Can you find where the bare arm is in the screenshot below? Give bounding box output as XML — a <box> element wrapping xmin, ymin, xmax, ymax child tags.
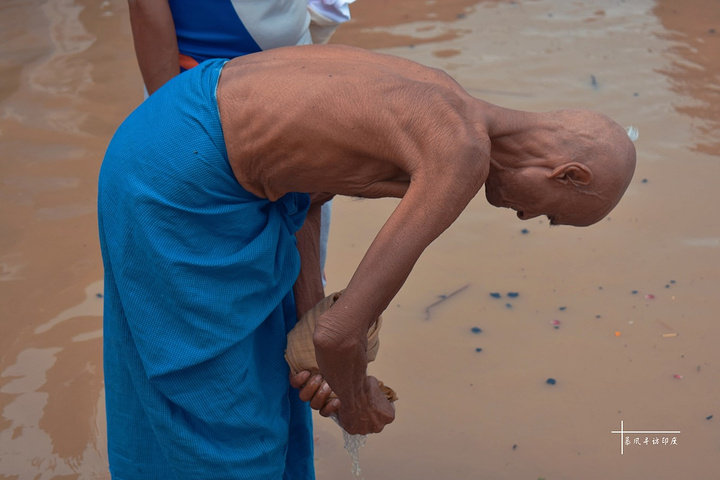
<box><xmin>290</xmin><ymin>194</ymin><xmax>344</xmax><ymax>417</ymax></box>
<box><xmin>128</xmin><ymin>0</ymin><xmax>179</xmax><ymax>95</ymax></box>
<box><xmin>293</xmin><ymin>194</ymin><xmax>331</xmax><ymax>320</ymax></box>
<box><xmin>313</xmin><ymin>143</ymin><xmax>488</xmax><ymax>434</ymax></box>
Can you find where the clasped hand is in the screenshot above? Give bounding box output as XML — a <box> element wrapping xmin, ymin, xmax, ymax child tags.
<box><xmin>290</xmin><ymin>371</ymin><xmax>395</xmax><ymax>434</ymax></box>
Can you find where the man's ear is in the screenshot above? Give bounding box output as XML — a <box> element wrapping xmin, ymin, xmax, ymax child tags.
<box><xmin>548</xmin><ymin>162</ymin><xmax>593</xmax><ymax>187</ymax></box>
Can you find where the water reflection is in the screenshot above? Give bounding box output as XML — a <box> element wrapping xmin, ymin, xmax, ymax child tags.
<box><xmin>32</xmin><ymin>0</ymin><xmax>96</xmax><ymax>96</ymax></box>
<box><xmin>331</xmin><ymin>0</ymin><xmax>482</xmax><ymax>48</ymax></box>
<box><xmin>35</xmin><ymin>280</ymin><xmax>103</xmax><ymax>334</ymax></box>
<box><xmin>654</xmin><ymin>0</ymin><xmax>720</xmax><ymax>155</ymax></box>
<box><xmin>0</xmin><ymin>347</ymin><xmax>106</xmax><ymax>479</ymax></box>
<box><xmin>0</xmin><ymin>277</ymin><xmax>107</xmax><ymax>479</ymax></box>
<box><xmin>0</xmin><ymin>0</ymin><xmax>718</xmax><ymax>479</ymax></box>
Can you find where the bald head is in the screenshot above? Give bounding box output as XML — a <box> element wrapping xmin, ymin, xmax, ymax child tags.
<box><xmin>552</xmin><ymin>109</ymin><xmax>637</xmax><ymax>224</ymax></box>
<box><xmin>483</xmin><ymin>107</ymin><xmax>637</xmax><ymax>227</ymax></box>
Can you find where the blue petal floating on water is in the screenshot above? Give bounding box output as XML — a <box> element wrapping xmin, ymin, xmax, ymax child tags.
<box><xmin>521</xmin><ymin>229</ymin><xmax>529</xmax><ymax>235</ymax></box>
<box><xmin>558</xmin><ymin>306</ymin><xmax>566</xmax><ymax>311</ymax></box>
<box><xmin>506</xmin><ymin>303</ymin><xmax>513</xmax><ymax>309</ymax></box>
<box><xmin>471</xmin><ymin>327</ymin><xmax>482</xmax><ymax>334</ymax></box>
<box><xmin>475</xmin><ymin>347</ymin><xmax>483</xmax><ymax>353</ymax></box>
<box><xmin>490</xmin><ymin>292</ymin><xmax>501</xmax><ymax>299</ymax></box>
<box><xmin>507</xmin><ymin>292</ymin><xmax>519</xmax><ymax>298</ymax></box>
<box><xmin>546</xmin><ymin>378</ymin><xmax>557</xmax><ymax>385</ymax></box>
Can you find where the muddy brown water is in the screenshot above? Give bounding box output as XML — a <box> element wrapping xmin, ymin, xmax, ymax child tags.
<box><xmin>1</xmin><ymin>1</ymin><xmax>718</xmax><ymax>479</ymax></box>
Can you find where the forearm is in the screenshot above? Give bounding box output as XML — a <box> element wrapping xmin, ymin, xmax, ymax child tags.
<box><xmin>293</xmin><ymin>199</ymin><xmax>326</xmax><ymax>320</ymax></box>
<box><xmin>312</xmin><ymin>223</ymin><xmax>420</xmax><ymax>407</ymax></box>
<box><xmin>313</xmin><ymin>166</ymin><xmax>484</xmax><ymax>409</ymax></box>
<box><xmin>128</xmin><ymin>0</ymin><xmax>179</xmax><ymax>94</ymax></box>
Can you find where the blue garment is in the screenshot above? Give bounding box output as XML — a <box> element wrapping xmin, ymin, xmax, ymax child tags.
<box><xmin>169</xmin><ymin>0</ymin><xmax>312</xmax><ymax>63</ymax></box>
<box><xmin>98</xmin><ymin>59</ymin><xmax>314</xmax><ymax>479</ymax></box>
<box><xmin>166</xmin><ymin>0</ymin><xmax>333</xmax><ymax>283</ymax></box>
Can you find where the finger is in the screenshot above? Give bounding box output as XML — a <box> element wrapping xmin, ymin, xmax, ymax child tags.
<box><xmin>289</xmin><ymin>370</ymin><xmax>311</xmax><ymax>389</ymax></box>
<box><xmin>319</xmin><ymin>398</ymin><xmax>340</xmax><ymax>418</ymax></box>
<box><xmin>298</xmin><ymin>374</ymin><xmax>323</xmax><ymax>402</ymax></box>
<box><xmin>309</xmin><ymin>381</ymin><xmax>333</xmax><ymax>411</ymax></box>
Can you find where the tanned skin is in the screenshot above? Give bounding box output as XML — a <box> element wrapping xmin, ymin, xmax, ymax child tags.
<box><xmin>127</xmin><ymin>0</ymin><xmax>180</xmax><ymax>95</ymax></box>
<box><xmin>216</xmin><ymin>44</ymin><xmax>636</xmax><ymax>435</ymax></box>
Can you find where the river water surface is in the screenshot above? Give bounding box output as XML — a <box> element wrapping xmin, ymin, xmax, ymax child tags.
<box><xmin>1</xmin><ymin>1</ymin><xmax>718</xmax><ymax>479</ymax></box>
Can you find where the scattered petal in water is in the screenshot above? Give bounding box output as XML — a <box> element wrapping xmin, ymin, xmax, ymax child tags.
<box><xmin>471</xmin><ymin>327</ymin><xmax>482</xmax><ymax>334</ymax></box>
<box><xmin>673</xmin><ymin>374</ymin><xmax>683</xmax><ymax>379</ymax></box>
<box><xmin>546</xmin><ymin>378</ymin><xmax>557</xmax><ymax>385</ymax></box>
<box><xmin>490</xmin><ymin>292</ymin><xmax>501</xmax><ymax>299</ymax></box>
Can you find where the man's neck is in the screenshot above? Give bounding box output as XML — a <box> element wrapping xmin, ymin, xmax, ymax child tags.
<box><xmin>480</xmin><ymin>105</ymin><xmax>560</xmax><ymax>170</ymax></box>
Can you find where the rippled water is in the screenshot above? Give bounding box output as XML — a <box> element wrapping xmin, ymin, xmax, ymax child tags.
<box><xmin>1</xmin><ymin>1</ymin><xmax>718</xmax><ymax>479</ymax></box>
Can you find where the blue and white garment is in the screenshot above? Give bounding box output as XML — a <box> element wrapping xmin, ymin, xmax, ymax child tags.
<box><xmin>169</xmin><ymin>0</ymin><xmax>355</xmax><ymax>66</ymax></box>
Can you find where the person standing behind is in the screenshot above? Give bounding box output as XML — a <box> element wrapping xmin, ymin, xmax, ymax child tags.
<box><xmin>128</xmin><ymin>0</ymin><xmax>355</xmax><ymax>95</ymax></box>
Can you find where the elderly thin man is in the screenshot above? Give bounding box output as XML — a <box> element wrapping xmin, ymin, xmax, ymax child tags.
<box><xmin>97</xmin><ymin>44</ymin><xmax>636</xmax><ymax>479</ymax></box>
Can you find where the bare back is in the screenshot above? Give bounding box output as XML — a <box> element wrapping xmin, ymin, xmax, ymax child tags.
<box><xmin>216</xmin><ymin>45</ymin><xmax>497</xmax><ymax>429</ymax></box>
<box><xmin>216</xmin><ymin>44</ymin><xmax>490</xmax><ymax>201</ymax></box>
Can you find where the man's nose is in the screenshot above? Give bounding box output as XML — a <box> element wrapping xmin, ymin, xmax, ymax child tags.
<box><xmin>517</xmin><ymin>211</ymin><xmax>541</xmax><ymax>220</ymax></box>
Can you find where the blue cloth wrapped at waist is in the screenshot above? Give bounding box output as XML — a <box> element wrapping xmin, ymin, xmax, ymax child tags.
<box><xmin>98</xmin><ymin>59</ymin><xmax>313</xmax><ymax>479</ymax></box>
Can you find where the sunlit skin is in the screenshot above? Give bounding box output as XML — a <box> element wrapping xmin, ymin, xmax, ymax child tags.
<box><xmin>216</xmin><ymin>44</ymin><xmax>636</xmax><ymax>435</ymax></box>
